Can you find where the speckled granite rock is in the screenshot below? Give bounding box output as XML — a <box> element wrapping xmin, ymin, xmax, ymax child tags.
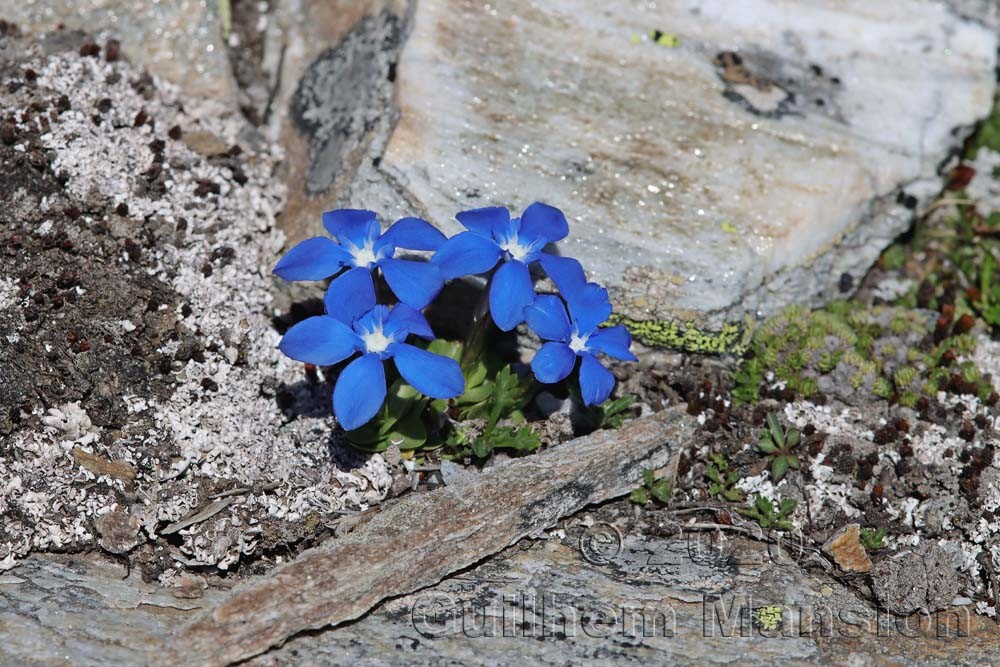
<box><xmin>279</xmin><ymin>0</ymin><xmax>997</xmax><ymax>330</ymax></box>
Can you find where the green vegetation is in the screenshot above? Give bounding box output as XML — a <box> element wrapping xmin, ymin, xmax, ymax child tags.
<box><xmin>732</xmin><ymin>301</ymin><xmax>992</xmax><ymax>407</ymax></box>
<box><xmin>739</xmin><ymin>495</ymin><xmax>797</xmax><ymax>531</ymax></box>
<box><xmin>630</xmin><ymin>468</ymin><xmax>673</xmax><ymax>506</ymax></box>
<box><xmin>757</xmin><ymin>414</ymin><xmax>801</xmax><ymax>482</ymax></box>
<box><xmin>859</xmin><ymin>527</ymin><xmax>887</xmax><ymax>552</ymax></box>
<box><xmin>705</xmin><ymin>454</ymin><xmax>744</xmax><ymax>502</ymax></box>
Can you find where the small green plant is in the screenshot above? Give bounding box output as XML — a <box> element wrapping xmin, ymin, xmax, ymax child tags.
<box><xmin>705</xmin><ymin>454</ymin><xmax>744</xmax><ymax>502</ymax></box>
<box><xmin>976</xmin><ymin>253</ymin><xmax>1000</xmax><ymax>326</ymax></box>
<box><xmin>630</xmin><ymin>468</ymin><xmax>672</xmax><ymax>506</ymax></box>
<box><xmin>345</xmin><ymin>379</ymin><xmax>430</xmax><ymax>452</ymax></box>
<box><xmin>738</xmin><ymin>495</ymin><xmax>797</xmax><ymax>531</ymax></box>
<box><xmin>757</xmin><ymin>413</ymin><xmax>800</xmax><ymax>482</ymax></box>
<box><xmin>859</xmin><ymin>527</ymin><xmax>887</xmax><ymax>552</ymax></box>
<box><xmin>438</xmin><ymin>341</ymin><xmax>540</xmax><ymax>459</ymax></box>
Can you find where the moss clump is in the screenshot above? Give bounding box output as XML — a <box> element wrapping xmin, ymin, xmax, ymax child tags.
<box><xmin>732</xmin><ymin>301</ymin><xmax>994</xmax><ymax>405</ymax></box>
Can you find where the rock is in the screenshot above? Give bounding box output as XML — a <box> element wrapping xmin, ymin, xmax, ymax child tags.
<box><xmin>871</xmin><ymin>542</ymin><xmax>962</xmax><ymax>615</ymax></box>
<box><xmin>159</xmin><ymin>408</ymin><xmax>695</xmax><ymax>667</ymax></box>
<box><xmin>822</xmin><ymin>523</ymin><xmax>872</xmax><ymax>574</ymax></box>
<box><xmin>0</xmin><ymin>31</ymin><xmax>390</xmax><ymax>575</ymax></box>
<box><xmin>279</xmin><ymin>0</ymin><xmax>997</xmax><ymax>333</ymax></box>
<box><xmin>3</xmin><ymin>1</ymin><xmax>238</xmax><ymax>107</ymax></box>
<box><xmin>94</xmin><ymin>511</ymin><xmax>142</xmax><ymax>555</ymax></box>
<box><xmin>167</xmin><ymin>572</ymin><xmax>209</xmax><ymax>600</ymax></box>
<box><xmin>6</xmin><ymin>536</ymin><xmax>996</xmax><ymax>666</ymax></box>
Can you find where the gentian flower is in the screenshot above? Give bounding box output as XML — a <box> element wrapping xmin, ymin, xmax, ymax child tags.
<box><xmin>524</xmin><ymin>255</ymin><xmax>637</xmax><ymax>406</ymax></box>
<box><xmin>432</xmin><ymin>202</ymin><xmax>569</xmax><ymax>331</ymax></box>
<box><xmin>273</xmin><ymin>209</ymin><xmax>447</xmax><ymax>309</ymax></box>
<box><xmin>278</xmin><ymin>268</ymin><xmax>465</xmax><ymax>429</ymax></box>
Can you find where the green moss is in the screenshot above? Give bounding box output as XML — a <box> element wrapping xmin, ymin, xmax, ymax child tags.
<box><xmin>731</xmin><ymin>302</ymin><xmax>995</xmax><ymax>405</ymax></box>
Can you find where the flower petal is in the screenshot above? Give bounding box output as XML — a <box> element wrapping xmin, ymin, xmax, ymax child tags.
<box><xmin>455</xmin><ymin>206</ymin><xmax>511</xmax><ymax>239</ymax></box>
<box><xmin>279</xmin><ymin>315</ymin><xmax>360</xmax><ymax>365</ymax></box>
<box><xmin>489</xmin><ymin>259</ymin><xmax>534</xmax><ymax>331</ymax></box>
<box><xmin>378</xmin><ymin>217</ymin><xmax>447</xmax><ymax>252</ymax></box>
<box><xmin>589</xmin><ymin>325</ymin><xmax>638</xmax><ymax>361</ymax></box>
<box><xmin>384</xmin><ymin>303</ymin><xmax>434</xmax><ymax>340</ymax></box>
<box><xmin>530</xmin><ymin>341</ymin><xmax>576</xmax><ymax>384</ymax></box>
<box><xmin>380</xmin><ymin>258</ymin><xmax>443</xmax><ymax>309</ymax></box>
<box><xmin>538</xmin><ymin>253</ymin><xmax>587</xmax><ymax>295</ymax></box>
<box><xmin>569</xmin><ymin>283</ymin><xmax>613</xmax><ymax>333</ymax></box>
<box><xmin>322</xmin><ymin>209</ymin><xmax>379</xmax><ymax>248</ymax></box>
<box><xmin>333</xmin><ymin>353</ymin><xmax>387</xmax><ymax>430</ymax></box>
<box><xmin>579</xmin><ymin>353</ymin><xmax>615</xmax><ymax>406</ymax></box>
<box><xmin>431</xmin><ymin>231</ymin><xmax>501</xmax><ymax>279</ymax></box>
<box><xmin>273</xmin><ymin>237</ymin><xmax>350</xmax><ymax>281</ymax></box>
<box><xmin>524</xmin><ymin>294</ymin><xmax>571</xmax><ymax>342</ymax></box>
<box><xmin>389</xmin><ymin>343</ymin><xmax>465</xmax><ymax>399</ymax></box>
<box><xmin>324</xmin><ymin>267</ymin><xmax>376</xmax><ymax>326</ymax></box>
<box><xmin>519</xmin><ymin>202</ymin><xmax>569</xmax><ymax>244</ymax></box>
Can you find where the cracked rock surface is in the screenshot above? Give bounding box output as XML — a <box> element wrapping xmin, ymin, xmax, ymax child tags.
<box><xmin>298</xmin><ymin>0</ymin><xmax>998</xmax><ymax>327</ymax></box>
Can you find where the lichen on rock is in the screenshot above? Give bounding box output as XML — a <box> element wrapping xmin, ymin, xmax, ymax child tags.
<box><xmin>0</xmin><ymin>31</ymin><xmax>391</xmax><ymax>575</ymax></box>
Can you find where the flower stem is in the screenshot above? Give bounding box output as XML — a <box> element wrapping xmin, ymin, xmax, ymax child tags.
<box><xmin>460</xmin><ymin>272</ymin><xmax>494</xmax><ymax>371</ymax></box>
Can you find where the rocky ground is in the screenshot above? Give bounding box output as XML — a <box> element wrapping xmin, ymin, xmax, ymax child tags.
<box><xmin>3</xmin><ymin>1</ymin><xmax>1000</xmax><ymax>665</ymax></box>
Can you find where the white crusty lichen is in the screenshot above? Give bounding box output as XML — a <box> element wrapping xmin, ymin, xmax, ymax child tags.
<box><xmin>1</xmin><ymin>47</ymin><xmax>392</xmax><ymax>572</ymax></box>
<box><xmin>781</xmin><ymin>396</ymin><xmax>1000</xmax><ymax>615</ymax></box>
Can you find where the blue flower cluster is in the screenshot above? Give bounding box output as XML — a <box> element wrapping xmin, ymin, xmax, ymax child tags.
<box><xmin>274</xmin><ymin>203</ymin><xmax>634</xmax><ymax>429</ymax></box>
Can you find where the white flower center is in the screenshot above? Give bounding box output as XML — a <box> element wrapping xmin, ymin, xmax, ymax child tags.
<box><xmin>569</xmin><ymin>333</ymin><xmax>590</xmax><ymax>354</ymax></box>
<box><xmin>350</xmin><ymin>241</ymin><xmax>379</xmax><ymax>268</ymax></box>
<box><xmin>361</xmin><ymin>327</ymin><xmax>393</xmax><ymax>354</ymax></box>
<box><xmin>498</xmin><ymin>235</ymin><xmax>532</xmax><ymax>261</ymax></box>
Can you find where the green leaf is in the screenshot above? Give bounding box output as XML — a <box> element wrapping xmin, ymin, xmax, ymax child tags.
<box><xmin>642</xmin><ymin>468</ymin><xmax>655</xmax><ymax>488</ymax></box>
<box><xmin>470</xmin><ymin>435</ymin><xmax>493</xmax><ymax>459</ymax></box>
<box><xmin>787</xmin><ymin>455</ymin><xmax>800</xmax><ymax>469</ymax></box>
<box><xmin>345</xmin><ymin>421</ymin><xmax>387</xmax><ymax>448</ymax></box>
<box><xmin>766</xmin><ymin>413</ymin><xmax>784</xmax><ymax>447</ymax></box>
<box><xmin>705</xmin><ymin>466</ymin><xmax>721</xmax><ymax>483</ymax></box>
<box><xmin>651</xmin><ymin>481</ymin><xmax>672</xmax><ymax>504</ymax></box>
<box><xmin>458</xmin><ymin>381</ymin><xmax>493</xmax><ymax>406</ymax></box>
<box><xmin>723</xmin><ymin>487</ymin><xmax>744</xmax><ymax>502</ymax></box>
<box><xmin>387</xmin><ymin>408</ymin><xmax>428</xmax><ymax>451</ymax></box>
<box><xmin>465</xmin><ymin>360</ymin><xmax>489</xmax><ymax>388</ymax></box>
<box><xmin>630</xmin><ymin>487</ymin><xmax>649</xmax><ymax>505</ymax></box>
<box><xmin>778</xmin><ymin>497</ymin><xmax>798</xmax><ymax>517</ymax></box>
<box><xmin>758</xmin><ymin>438</ymin><xmax>778</xmax><ymax>454</ymax></box>
<box><xmin>784</xmin><ymin>429</ymin><xmax>800</xmax><ymax>448</ymax></box>
<box><xmin>755</xmin><ymin>496</ymin><xmax>775</xmax><ymax>516</ymax></box>
<box><xmin>426</xmin><ymin>338</ymin><xmax>461</xmax><ymax>360</ymax></box>
<box><xmin>771</xmin><ymin>456</ymin><xmax>789</xmax><ymax>482</ymax></box>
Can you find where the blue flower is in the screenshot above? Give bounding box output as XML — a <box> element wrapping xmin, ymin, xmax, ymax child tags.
<box><xmin>278</xmin><ymin>268</ymin><xmax>465</xmax><ymax>429</ymax></box>
<box><xmin>523</xmin><ymin>256</ymin><xmax>636</xmax><ymax>406</ymax></box>
<box><xmin>432</xmin><ymin>202</ymin><xmax>569</xmax><ymax>331</ymax></box>
<box><xmin>273</xmin><ymin>209</ymin><xmax>448</xmax><ymax>309</ymax></box>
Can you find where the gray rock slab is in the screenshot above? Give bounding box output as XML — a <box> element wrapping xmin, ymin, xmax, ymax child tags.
<box><xmin>352</xmin><ymin>0</ymin><xmax>996</xmax><ymax>327</ymax></box>
<box><xmin>6</xmin><ymin>537</ymin><xmax>998</xmax><ymax>666</ymax></box>
<box><xmin>4</xmin><ymin>0</ymin><xmax>238</xmax><ymax>106</ymax></box>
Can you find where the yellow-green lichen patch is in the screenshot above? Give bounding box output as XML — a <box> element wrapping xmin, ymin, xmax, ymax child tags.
<box><xmin>731</xmin><ymin>302</ymin><xmax>995</xmax><ymax>405</ymax></box>
<box><xmin>754</xmin><ymin>605</ymin><xmax>783</xmax><ymax>632</ymax></box>
<box><xmin>609</xmin><ymin>314</ymin><xmax>750</xmax><ymax>355</ymax></box>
